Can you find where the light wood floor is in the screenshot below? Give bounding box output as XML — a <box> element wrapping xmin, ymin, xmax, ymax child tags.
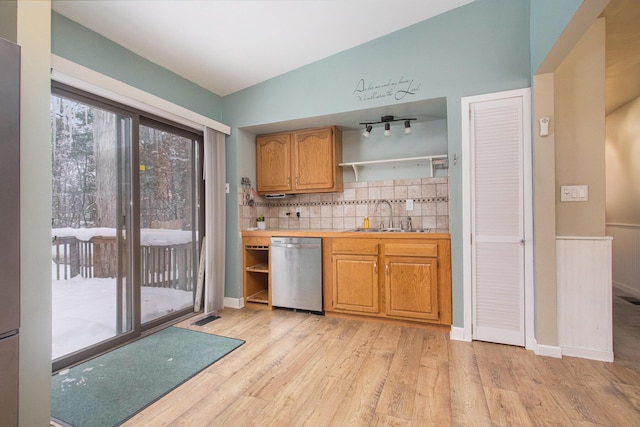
<box><xmin>613</xmin><ymin>287</ymin><xmax>640</xmax><ymax>373</ymax></box>
<box><xmin>118</xmin><ymin>307</ymin><xmax>640</xmax><ymax>426</ymax></box>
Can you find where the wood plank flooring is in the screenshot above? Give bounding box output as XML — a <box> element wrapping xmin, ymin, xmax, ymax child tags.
<box><xmin>117</xmin><ymin>308</ymin><xmax>640</xmax><ymax>426</ymax></box>
<box><xmin>614</xmin><ymin>287</ymin><xmax>640</xmax><ymax>373</ymax></box>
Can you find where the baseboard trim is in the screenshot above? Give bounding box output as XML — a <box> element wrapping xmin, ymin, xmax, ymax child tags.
<box><xmin>561</xmin><ymin>345</ymin><xmax>614</xmax><ymax>362</ymax></box>
<box><xmin>224</xmin><ymin>297</ymin><xmax>244</xmax><ymax>309</ymax></box>
<box><xmin>535</xmin><ymin>343</ymin><xmax>562</xmax><ymax>359</ymax></box>
<box><xmin>449</xmin><ymin>326</ymin><xmax>470</xmax><ymax>342</ymax></box>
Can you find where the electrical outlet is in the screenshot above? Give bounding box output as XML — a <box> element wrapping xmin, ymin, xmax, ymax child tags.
<box><xmin>406</xmin><ymin>199</ymin><xmax>414</xmax><ymax>211</ymax></box>
<box><xmin>225</xmin><ymin>183</ymin><xmax>229</xmax><ymax>194</ymax></box>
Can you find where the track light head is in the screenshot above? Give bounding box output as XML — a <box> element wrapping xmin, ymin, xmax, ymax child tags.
<box><xmin>362</xmin><ymin>124</ymin><xmax>372</xmax><ymax>138</ymax></box>
<box><xmin>384</xmin><ymin>122</ymin><xmax>391</xmax><ymax>137</ymax></box>
<box><xmin>404</xmin><ymin>120</ymin><xmax>412</xmax><ymax>134</ymax></box>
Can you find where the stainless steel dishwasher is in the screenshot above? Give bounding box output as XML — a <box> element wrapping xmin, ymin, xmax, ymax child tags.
<box><xmin>271</xmin><ymin>237</ymin><xmax>323</xmax><ymax>313</ymax></box>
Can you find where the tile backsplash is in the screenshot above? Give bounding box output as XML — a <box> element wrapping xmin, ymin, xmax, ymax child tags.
<box><xmin>239</xmin><ymin>177</ymin><xmax>449</xmax><ymax>231</ymax></box>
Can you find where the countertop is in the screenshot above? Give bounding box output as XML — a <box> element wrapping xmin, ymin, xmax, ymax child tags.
<box><xmin>241</xmin><ymin>229</ymin><xmax>451</xmax><ymax>239</ymax></box>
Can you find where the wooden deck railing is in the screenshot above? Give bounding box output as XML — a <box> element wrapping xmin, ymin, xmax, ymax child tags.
<box><xmin>140</xmin><ymin>242</ymin><xmax>196</xmax><ymax>290</ymax></box>
<box><xmin>52</xmin><ymin>236</ymin><xmax>195</xmax><ymax>290</ymax></box>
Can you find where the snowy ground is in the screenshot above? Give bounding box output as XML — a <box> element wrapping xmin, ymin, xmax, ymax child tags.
<box><xmin>51</xmin><ymin>227</ymin><xmax>196</xmax><ymax>360</ymax></box>
<box><xmin>52</xmin><ymin>262</ymin><xmax>193</xmax><ymax>360</ymax></box>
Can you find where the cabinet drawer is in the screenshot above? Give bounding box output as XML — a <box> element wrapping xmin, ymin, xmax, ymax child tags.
<box><xmin>332</xmin><ymin>239</ymin><xmax>379</xmax><ymax>255</ymax></box>
<box><xmin>385</xmin><ymin>243</ymin><xmax>438</xmax><ymax>257</ymax></box>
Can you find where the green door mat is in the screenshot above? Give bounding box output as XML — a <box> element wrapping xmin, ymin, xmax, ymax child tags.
<box><xmin>51</xmin><ymin>326</ymin><xmax>244</xmax><ymax>427</ymax></box>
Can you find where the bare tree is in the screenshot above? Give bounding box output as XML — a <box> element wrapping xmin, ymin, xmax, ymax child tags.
<box><xmin>94</xmin><ymin>110</ymin><xmax>117</xmax><ymax>228</ymax></box>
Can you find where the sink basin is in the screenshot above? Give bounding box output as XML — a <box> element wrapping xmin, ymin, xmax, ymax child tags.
<box><xmin>347</xmin><ymin>228</ymin><xmax>430</xmax><ymax>233</ymax></box>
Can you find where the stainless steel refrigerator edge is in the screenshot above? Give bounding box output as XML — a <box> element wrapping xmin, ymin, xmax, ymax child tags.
<box><xmin>0</xmin><ymin>36</ymin><xmax>21</xmax><ymax>425</ymax></box>
<box><xmin>271</xmin><ymin>237</ymin><xmax>323</xmax><ymax>312</ymax></box>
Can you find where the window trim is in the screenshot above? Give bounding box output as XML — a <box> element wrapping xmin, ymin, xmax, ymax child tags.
<box><xmin>51</xmin><ymin>55</ymin><xmax>230</xmax><ymax>135</ymax></box>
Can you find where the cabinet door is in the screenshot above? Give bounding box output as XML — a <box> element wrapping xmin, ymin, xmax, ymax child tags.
<box><xmin>385</xmin><ymin>256</ymin><xmax>439</xmax><ymax>321</ymax></box>
<box><xmin>332</xmin><ymin>254</ymin><xmax>379</xmax><ymax>314</ymax></box>
<box><xmin>293</xmin><ymin>127</ymin><xmax>335</xmax><ymax>191</ymax></box>
<box><xmin>256</xmin><ymin>133</ymin><xmax>292</xmax><ymax>193</ymax></box>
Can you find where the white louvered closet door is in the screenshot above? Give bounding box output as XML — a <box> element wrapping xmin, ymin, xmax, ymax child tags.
<box><xmin>471</xmin><ymin>96</ymin><xmax>525</xmax><ymax>347</ymax></box>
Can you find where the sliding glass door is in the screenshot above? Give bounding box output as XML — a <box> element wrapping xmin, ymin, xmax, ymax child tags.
<box><xmin>51</xmin><ymin>86</ymin><xmax>203</xmax><ymax>369</ymax></box>
<box><xmin>51</xmin><ymin>94</ymin><xmax>133</xmax><ymax>361</ymax></box>
<box><xmin>139</xmin><ymin>120</ymin><xmax>200</xmax><ymax>326</ymax></box>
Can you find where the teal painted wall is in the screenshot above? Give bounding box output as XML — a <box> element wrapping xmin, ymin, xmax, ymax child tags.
<box><xmin>222</xmin><ymin>0</ymin><xmax>531</xmax><ymax>325</ymax></box>
<box><xmin>341</xmin><ymin>120</ymin><xmax>449</xmax><ymax>183</ymax></box>
<box><xmin>51</xmin><ymin>12</ymin><xmax>223</xmax><ymax>120</ymax></box>
<box><xmin>530</xmin><ymin>0</ymin><xmax>583</xmax><ymax>74</ymax></box>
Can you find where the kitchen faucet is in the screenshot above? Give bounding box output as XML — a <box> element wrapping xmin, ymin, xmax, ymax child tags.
<box><xmin>374</xmin><ymin>199</ymin><xmax>394</xmax><ymax>229</ymax></box>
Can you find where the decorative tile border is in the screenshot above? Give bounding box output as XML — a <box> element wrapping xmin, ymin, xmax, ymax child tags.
<box><xmin>253</xmin><ymin>197</ymin><xmax>448</xmax><ymax>208</ymax></box>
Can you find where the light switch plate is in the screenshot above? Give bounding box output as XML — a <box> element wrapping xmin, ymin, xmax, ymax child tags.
<box><xmin>560</xmin><ymin>185</ymin><xmax>588</xmax><ymax>202</ymax></box>
<box><xmin>225</xmin><ymin>183</ymin><xmax>230</xmax><ymax>194</ymax></box>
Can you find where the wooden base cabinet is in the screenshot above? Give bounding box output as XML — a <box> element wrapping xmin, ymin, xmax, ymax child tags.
<box><xmin>325</xmin><ymin>239</ymin><xmax>380</xmax><ymax>314</ymax></box>
<box><xmin>385</xmin><ymin>257</ymin><xmax>438</xmax><ymax>320</ymax></box>
<box><xmin>327</xmin><ymin>237</ymin><xmax>451</xmax><ymax>326</ymax></box>
<box><xmin>243</xmin><ymin>237</ymin><xmax>271</xmax><ymax>309</ymax></box>
<box><xmin>333</xmin><ymin>255</ymin><xmax>379</xmax><ymax>314</ymax></box>
<box><xmin>330</xmin><ymin>240</ymin><xmax>380</xmax><ymax>314</ymax></box>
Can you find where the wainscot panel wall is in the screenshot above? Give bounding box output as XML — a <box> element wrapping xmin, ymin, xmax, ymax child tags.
<box><xmin>557</xmin><ymin>236</ymin><xmax>613</xmax><ymax>362</ymax></box>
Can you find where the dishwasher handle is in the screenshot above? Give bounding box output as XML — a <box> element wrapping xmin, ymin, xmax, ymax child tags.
<box><xmin>272</xmin><ymin>243</ymin><xmax>320</xmax><ymax>250</ymax></box>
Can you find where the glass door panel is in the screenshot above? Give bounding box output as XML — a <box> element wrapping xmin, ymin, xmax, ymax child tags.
<box><xmin>139</xmin><ymin>123</ymin><xmax>198</xmax><ymax>324</ymax></box>
<box><xmin>51</xmin><ymin>95</ymin><xmax>132</xmax><ymax>360</ymax></box>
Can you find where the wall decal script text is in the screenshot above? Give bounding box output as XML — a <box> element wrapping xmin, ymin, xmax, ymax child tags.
<box><xmin>352</xmin><ymin>77</ymin><xmax>421</xmax><ymax>102</ymax></box>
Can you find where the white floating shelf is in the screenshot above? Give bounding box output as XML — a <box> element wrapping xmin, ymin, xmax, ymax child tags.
<box><xmin>339</xmin><ymin>155</ymin><xmax>448</xmax><ymax>181</ymax></box>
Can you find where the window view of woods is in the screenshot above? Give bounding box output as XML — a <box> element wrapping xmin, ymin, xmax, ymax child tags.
<box><xmin>51</xmin><ymin>96</ymin><xmax>101</xmax><ymax>229</ymax></box>
<box><xmin>50</xmin><ymin>98</ymin><xmax>197</xmax><ymax>230</ymax></box>
<box><xmin>50</xmin><ymin>93</ymin><xmax>201</xmax><ymax>362</ymax></box>
<box><xmin>139</xmin><ymin>124</ymin><xmax>194</xmax><ymax>230</ymax></box>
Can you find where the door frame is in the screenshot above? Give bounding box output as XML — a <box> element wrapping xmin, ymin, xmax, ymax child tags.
<box><xmin>461</xmin><ymin>88</ymin><xmax>535</xmax><ymax>350</ymax></box>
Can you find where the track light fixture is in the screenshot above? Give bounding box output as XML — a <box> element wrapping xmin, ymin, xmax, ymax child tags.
<box><xmin>404</xmin><ymin>120</ymin><xmax>412</xmax><ymax>134</ymax></box>
<box><xmin>359</xmin><ymin>115</ymin><xmax>416</xmax><ymax>138</ymax></box>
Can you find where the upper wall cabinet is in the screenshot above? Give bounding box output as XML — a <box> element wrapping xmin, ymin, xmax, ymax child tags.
<box><xmin>256</xmin><ymin>132</ymin><xmax>292</xmax><ymax>193</ymax></box>
<box><xmin>256</xmin><ymin>126</ymin><xmax>343</xmax><ymax>194</ymax></box>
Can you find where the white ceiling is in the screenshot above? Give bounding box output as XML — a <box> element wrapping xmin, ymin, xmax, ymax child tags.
<box><xmin>52</xmin><ymin>0</ymin><xmax>474</xmax><ymax>97</ymax></box>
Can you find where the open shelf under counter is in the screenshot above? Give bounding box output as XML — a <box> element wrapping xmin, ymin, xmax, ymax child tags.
<box><xmin>246</xmin><ymin>290</ymin><xmax>269</xmax><ymax>305</ymax></box>
<box><xmin>246</xmin><ymin>262</ymin><xmax>269</xmax><ymax>273</ymax></box>
<box><xmin>243</xmin><ymin>235</ymin><xmax>272</xmax><ymax>310</ymax></box>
